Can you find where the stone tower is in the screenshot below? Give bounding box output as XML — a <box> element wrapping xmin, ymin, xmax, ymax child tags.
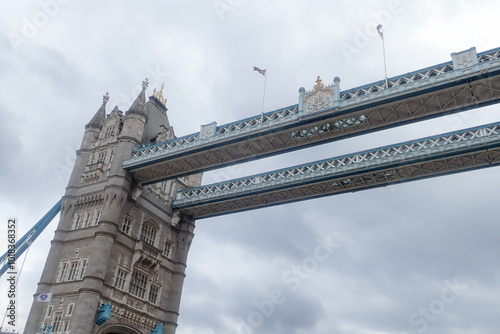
<box><xmin>24</xmin><ymin>80</ymin><xmax>202</xmax><ymax>334</ymax></box>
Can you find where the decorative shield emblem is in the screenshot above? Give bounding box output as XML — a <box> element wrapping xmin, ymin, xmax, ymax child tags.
<box><xmin>302</xmin><ymin>76</ymin><xmax>337</xmax><ymax>114</ymax></box>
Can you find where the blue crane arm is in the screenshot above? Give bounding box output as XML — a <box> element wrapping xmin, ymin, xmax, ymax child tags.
<box><xmin>0</xmin><ymin>198</ymin><xmax>62</xmax><ymax>277</ymax></box>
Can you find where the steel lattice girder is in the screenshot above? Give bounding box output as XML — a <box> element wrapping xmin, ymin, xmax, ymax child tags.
<box><xmin>174</xmin><ymin>123</ymin><xmax>500</xmax><ymax>219</ymax></box>
<box><xmin>127</xmin><ymin>68</ymin><xmax>500</xmax><ymax>185</ymax></box>
<box><xmin>178</xmin><ymin>148</ymin><xmax>500</xmax><ymax>219</ymax></box>
<box><xmin>127</xmin><ymin>48</ymin><xmax>500</xmax><ymax>175</ymax></box>
<box><xmin>176</xmin><ymin>123</ymin><xmax>500</xmax><ymax>202</ymax></box>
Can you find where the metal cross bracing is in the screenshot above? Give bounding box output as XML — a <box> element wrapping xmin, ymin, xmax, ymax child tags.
<box><xmin>172</xmin><ymin>121</ymin><xmax>500</xmax><ymax>219</ymax></box>
<box><xmin>339</xmin><ymin>47</ymin><xmax>500</xmax><ymax>100</ymax></box>
<box><xmin>123</xmin><ymin>47</ymin><xmax>500</xmax><ymax>185</ymax></box>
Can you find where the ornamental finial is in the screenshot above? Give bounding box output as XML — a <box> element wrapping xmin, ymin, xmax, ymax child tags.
<box><xmin>153</xmin><ymin>83</ymin><xmax>167</xmax><ymax>106</ymax></box>
<box><xmin>103</xmin><ymin>92</ymin><xmax>109</xmax><ymax>105</ymax></box>
<box><xmin>313</xmin><ymin>76</ymin><xmax>324</xmax><ymax>90</ymax></box>
<box><xmin>142</xmin><ymin>78</ymin><xmax>149</xmax><ymax>90</ymax></box>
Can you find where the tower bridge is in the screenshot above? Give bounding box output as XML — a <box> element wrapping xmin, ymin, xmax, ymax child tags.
<box><xmin>10</xmin><ymin>45</ymin><xmax>500</xmax><ymax>334</ymax></box>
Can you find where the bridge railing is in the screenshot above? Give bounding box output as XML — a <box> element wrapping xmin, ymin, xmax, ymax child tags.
<box><xmin>123</xmin><ymin>104</ymin><xmax>300</xmax><ymax>166</ymax></box>
<box><xmin>338</xmin><ymin>47</ymin><xmax>500</xmax><ymax>108</ymax></box>
<box><xmin>478</xmin><ymin>47</ymin><xmax>500</xmax><ymax>63</ymax></box>
<box><xmin>173</xmin><ymin>121</ymin><xmax>500</xmax><ymax>206</ymax></box>
<box><xmin>124</xmin><ymin>46</ymin><xmax>500</xmax><ymax>168</ymax></box>
<box><xmin>341</xmin><ymin>47</ymin><xmax>500</xmax><ymax>101</ymax></box>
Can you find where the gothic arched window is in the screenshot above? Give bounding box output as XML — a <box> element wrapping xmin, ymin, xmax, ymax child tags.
<box><xmin>129</xmin><ymin>270</ymin><xmax>147</xmax><ymax>299</ymax></box>
<box><xmin>140</xmin><ymin>221</ymin><xmax>157</xmax><ymax>246</ymax></box>
<box><xmin>121</xmin><ymin>215</ymin><xmax>133</xmax><ymax>235</ymax></box>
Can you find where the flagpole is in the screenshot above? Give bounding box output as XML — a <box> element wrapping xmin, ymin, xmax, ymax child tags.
<box><xmin>254</xmin><ymin>66</ymin><xmax>267</xmax><ymax>122</ymax></box>
<box><xmin>382</xmin><ymin>36</ymin><xmax>388</xmax><ymax>90</ymax></box>
<box><xmin>377</xmin><ymin>24</ymin><xmax>389</xmax><ymax>90</ymax></box>
<box><xmin>261</xmin><ymin>72</ymin><xmax>267</xmax><ymax>121</ymax></box>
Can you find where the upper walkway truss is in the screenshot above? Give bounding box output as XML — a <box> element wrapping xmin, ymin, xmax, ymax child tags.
<box><xmin>124</xmin><ymin>47</ymin><xmax>500</xmax><ymax>185</ymax></box>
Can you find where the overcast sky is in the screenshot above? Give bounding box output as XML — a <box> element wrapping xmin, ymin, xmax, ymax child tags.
<box><xmin>2</xmin><ymin>1</ymin><xmax>500</xmax><ymax>333</ymax></box>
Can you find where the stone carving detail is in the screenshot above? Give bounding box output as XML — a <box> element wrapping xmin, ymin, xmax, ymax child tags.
<box><xmin>457</xmin><ymin>52</ymin><xmax>473</xmax><ymax>67</ymax></box>
<box><xmin>151</xmin><ymin>273</ymin><xmax>159</xmax><ymax>284</ymax></box>
<box><xmin>101</xmin><ymin>300</ymin><xmax>157</xmax><ymax>330</ymax></box>
<box><xmin>57</xmin><ymin>298</ymin><xmax>64</xmax><ymax>311</ymax></box>
<box><xmin>81</xmin><ymin>162</ymin><xmax>105</xmax><ymax>183</ymax></box>
<box><xmin>134</xmin><ymin>254</ymin><xmax>159</xmax><ymax>274</ymax></box>
<box><xmin>74</xmin><ymin>194</ymin><xmax>104</xmax><ymax>209</ymax></box>
<box><xmin>301</xmin><ymin>75</ymin><xmax>337</xmax><ymax>114</ymax></box>
<box><xmin>200</xmin><ymin>122</ymin><xmax>217</xmax><ymax>139</ymax></box>
<box><xmin>171</xmin><ymin>210</ymin><xmax>181</xmax><ymax>227</ymax></box>
<box><xmin>451</xmin><ymin>47</ymin><xmax>478</xmax><ymax>70</ymax></box>
<box><xmin>126</xmin><ymin>296</ymin><xmax>145</xmax><ymax>310</ymax></box>
<box><xmin>146</xmin><ymin>305</ymin><xmax>157</xmax><ymax>315</ymax></box>
<box><xmin>112</xmin><ymin>289</ymin><xmax>125</xmax><ymax>301</ymax></box>
<box><xmin>304</xmin><ymin>90</ymin><xmax>334</xmax><ymax>114</ymax></box>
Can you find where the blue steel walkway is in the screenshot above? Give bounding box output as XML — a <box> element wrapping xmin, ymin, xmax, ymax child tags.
<box><xmin>124</xmin><ymin>47</ymin><xmax>500</xmax><ymax>185</ymax></box>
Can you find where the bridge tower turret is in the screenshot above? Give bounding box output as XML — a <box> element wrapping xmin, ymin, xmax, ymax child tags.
<box><xmin>24</xmin><ymin>80</ymin><xmax>201</xmax><ymax>334</ymax></box>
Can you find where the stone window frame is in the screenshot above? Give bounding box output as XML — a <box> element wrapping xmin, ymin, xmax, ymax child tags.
<box><xmin>148</xmin><ymin>284</ymin><xmax>160</xmax><ymax>304</ymax></box>
<box><xmin>140</xmin><ymin>220</ymin><xmax>158</xmax><ymax>246</ymax></box>
<box><xmin>97</xmin><ymin>151</ymin><xmax>107</xmax><ymax>163</ymax></box>
<box><xmin>104</xmin><ymin>125</ymin><xmax>115</xmax><ymax>139</ymax></box>
<box><xmin>83</xmin><ymin>211</ymin><xmax>93</xmax><ymax>228</ymax></box>
<box><xmin>114</xmin><ymin>267</ymin><xmax>129</xmax><ymax>290</ymax></box>
<box><xmin>78</xmin><ymin>259</ymin><xmax>87</xmax><ymax>279</ymax></box>
<box><xmin>92</xmin><ymin>210</ymin><xmax>101</xmax><ymax>226</ymax></box>
<box><xmin>129</xmin><ymin>270</ymin><xmax>148</xmax><ymax>299</ymax></box>
<box><xmin>57</xmin><ymin>262</ymin><xmax>68</xmax><ymax>282</ymax></box>
<box><xmin>162</xmin><ymin>239</ymin><xmax>172</xmax><ymax>258</ymax></box>
<box><xmin>61</xmin><ymin>319</ymin><xmax>70</xmax><ymax>331</ymax></box>
<box><xmin>72</xmin><ymin>209</ymin><xmax>101</xmax><ymax>230</ymax></box>
<box><xmin>126</xmin><ymin>268</ymin><xmax>161</xmax><ymax>305</ymax></box>
<box><xmin>72</xmin><ymin>213</ymin><xmax>82</xmax><ymax>229</ymax></box>
<box><xmin>121</xmin><ymin>215</ymin><xmax>133</xmax><ymax>235</ymax></box>
<box><xmin>51</xmin><ymin>311</ymin><xmax>63</xmax><ymax>332</ymax></box>
<box><xmin>66</xmin><ymin>303</ymin><xmax>75</xmax><ymax>317</ymax></box>
<box><xmin>45</xmin><ymin>305</ymin><xmax>54</xmax><ymax>318</ymax></box>
<box><xmin>67</xmin><ymin>261</ymin><xmax>79</xmax><ymax>281</ymax></box>
<box><xmin>56</xmin><ymin>258</ymin><xmax>88</xmax><ymax>283</ymax></box>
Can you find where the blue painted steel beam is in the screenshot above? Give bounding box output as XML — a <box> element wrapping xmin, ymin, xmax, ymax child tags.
<box><xmin>173</xmin><ymin>122</ymin><xmax>500</xmax><ymax>218</ymax></box>
<box><xmin>0</xmin><ymin>199</ymin><xmax>62</xmax><ymax>277</ymax></box>
<box><xmin>124</xmin><ymin>47</ymin><xmax>500</xmax><ymax>185</ymax></box>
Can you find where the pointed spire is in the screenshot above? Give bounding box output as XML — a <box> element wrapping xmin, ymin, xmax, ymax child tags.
<box><xmin>108</xmin><ymin>105</ymin><xmax>121</xmax><ymax>116</ymax></box>
<box><xmin>126</xmin><ymin>78</ymin><xmax>148</xmax><ymax>118</ymax></box>
<box><xmin>86</xmin><ymin>92</ymin><xmax>109</xmax><ymax>130</ymax></box>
